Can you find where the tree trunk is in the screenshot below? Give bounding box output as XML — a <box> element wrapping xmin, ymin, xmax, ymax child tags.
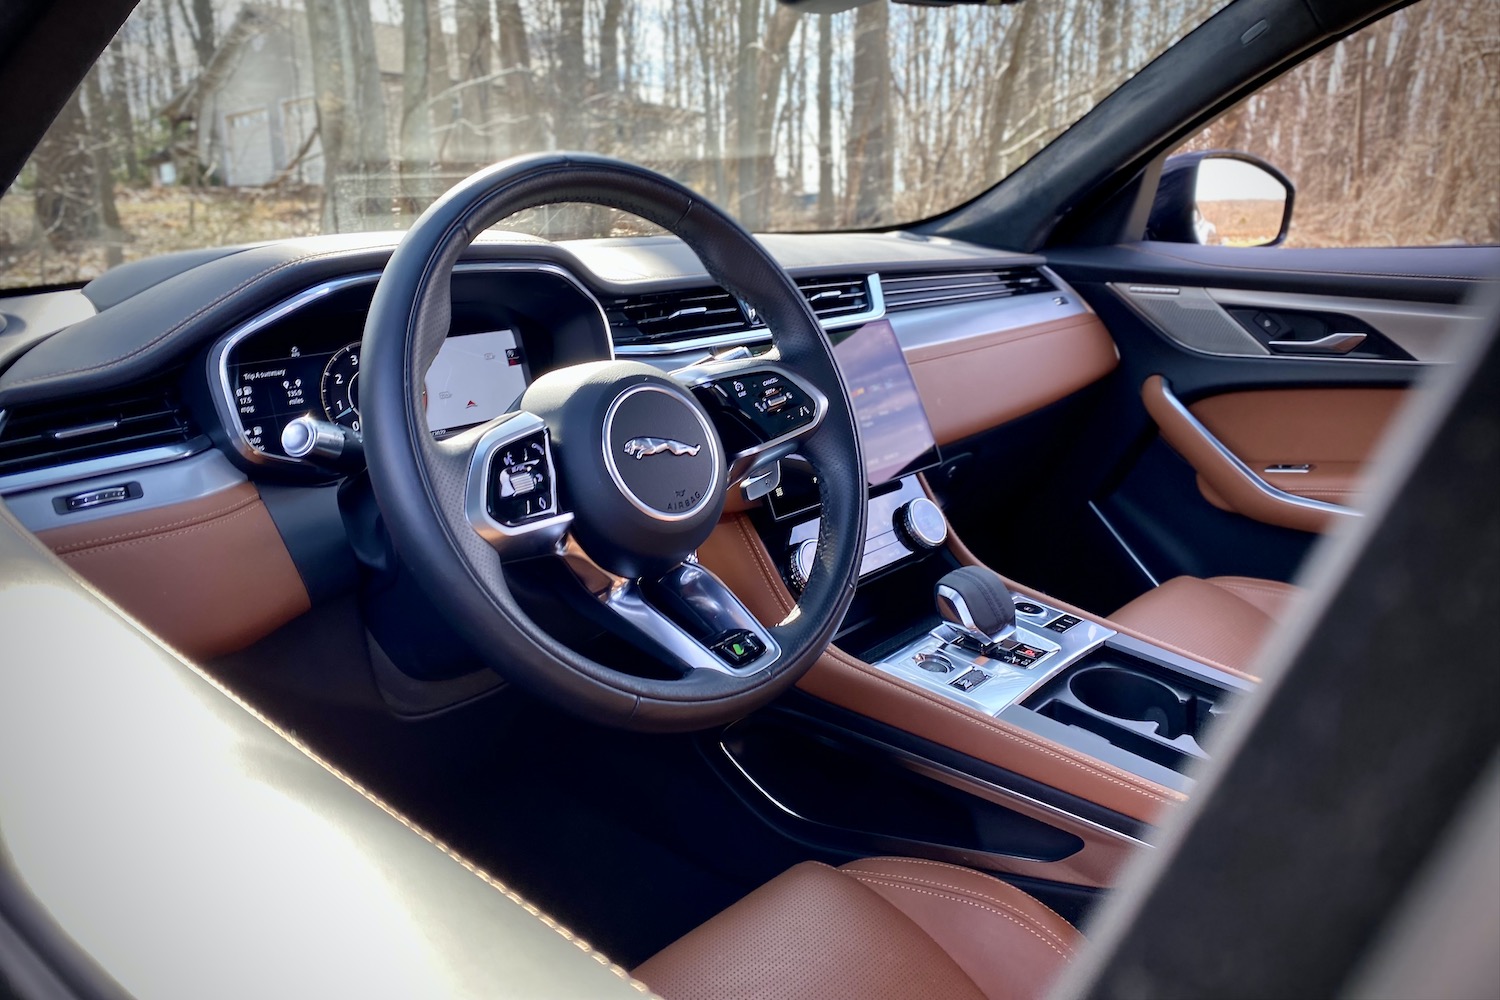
<box><xmin>32</xmin><ymin>90</ymin><xmax>101</xmax><ymax>245</ymax></box>
<box><xmin>306</xmin><ymin>0</ymin><xmax>392</xmax><ymax>231</ymax></box>
<box><xmin>733</xmin><ymin>0</ymin><xmax>761</xmax><ymax>225</ymax></box>
<box><xmin>496</xmin><ymin>0</ymin><xmax>543</xmax><ymax>155</ymax></box>
<box><xmin>555</xmin><ymin>0</ymin><xmax>587</xmax><ymax>149</ymax></box>
<box><xmin>600</xmin><ymin>0</ymin><xmax>623</xmax><ymax>94</ymax></box>
<box><xmin>400</xmin><ymin>0</ymin><xmax>436</xmax><ymax>207</ymax></box>
<box><xmin>817</xmin><ymin>13</ymin><xmax>833</xmax><ymax>227</ymax></box>
<box><xmin>847</xmin><ymin>2</ymin><xmax>891</xmax><ymax>227</ymax></box>
<box><xmin>453</xmin><ymin>0</ymin><xmax>495</xmax><ymax>163</ymax></box>
<box><xmin>108</xmin><ymin>36</ymin><xmax>142</xmax><ymax>184</ymax></box>
<box><xmin>175</xmin><ymin>0</ymin><xmax>216</xmax><ymax>69</ymax></box>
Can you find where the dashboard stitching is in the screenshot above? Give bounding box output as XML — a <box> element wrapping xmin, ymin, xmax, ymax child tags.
<box><xmin>54</xmin><ymin>502</ymin><xmax>265</xmax><ymax>557</ymax></box>
<box><xmin>46</xmin><ymin>490</ymin><xmax>257</xmax><ymax>553</ymax></box>
<box><xmin>6</xmin><ymin>247</ymin><xmax>371</xmax><ymax>388</ymax></box>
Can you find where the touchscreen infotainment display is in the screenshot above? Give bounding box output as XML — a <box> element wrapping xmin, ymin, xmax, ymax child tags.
<box><xmin>831</xmin><ymin>318</ymin><xmax>939</xmax><ymax>486</ymax></box>
<box><xmin>424</xmin><ymin>329</ymin><xmax>528</xmax><ymax>435</ymax></box>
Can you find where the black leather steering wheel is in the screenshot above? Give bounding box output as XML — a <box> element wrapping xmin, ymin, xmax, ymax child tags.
<box><xmin>361</xmin><ymin>153</ymin><xmax>866</xmax><ymax>732</ymax></box>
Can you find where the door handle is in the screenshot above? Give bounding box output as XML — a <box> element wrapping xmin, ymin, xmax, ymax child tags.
<box><xmin>1267</xmin><ymin>332</ymin><xmax>1366</xmax><ymax>355</ymax></box>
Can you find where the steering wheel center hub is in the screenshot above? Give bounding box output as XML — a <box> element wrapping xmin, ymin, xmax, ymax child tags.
<box><xmin>522</xmin><ymin>360</ymin><xmax>727</xmax><ymax>578</ymax></box>
<box><xmin>603</xmin><ymin>384</ymin><xmax>721</xmax><ymax>520</ymax></box>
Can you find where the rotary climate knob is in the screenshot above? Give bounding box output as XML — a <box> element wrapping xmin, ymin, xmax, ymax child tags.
<box><xmin>895</xmin><ymin>497</ymin><xmax>948</xmax><ymax>552</ymax></box>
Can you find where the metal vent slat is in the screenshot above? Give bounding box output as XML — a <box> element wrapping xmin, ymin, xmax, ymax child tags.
<box><xmin>881</xmin><ymin>267</ymin><xmax>1054</xmax><ymax>312</ymax></box>
<box><xmin>609</xmin><ymin>275</ymin><xmax>873</xmax><ymax>349</ymax></box>
<box><xmin>0</xmin><ymin>387</ymin><xmax>196</xmax><ymax>476</ymax></box>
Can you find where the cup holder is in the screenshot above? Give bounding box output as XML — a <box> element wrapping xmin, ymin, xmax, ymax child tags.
<box><xmin>1069</xmin><ymin>667</ymin><xmax>1202</xmax><ymax>741</ymax></box>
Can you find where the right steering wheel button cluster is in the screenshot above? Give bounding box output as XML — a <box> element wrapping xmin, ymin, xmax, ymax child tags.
<box><xmin>699</xmin><ymin>370</ymin><xmax>817</xmax><ymax>439</ymax></box>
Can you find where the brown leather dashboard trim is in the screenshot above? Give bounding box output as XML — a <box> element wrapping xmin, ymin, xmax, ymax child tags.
<box><xmin>35</xmin><ymin>481</ymin><xmax>310</xmax><ymax>659</ymax></box>
<box><xmin>697</xmin><ymin>513</ymin><xmax>1184</xmax><ymax>824</ymax></box>
<box><xmin>906</xmin><ymin>313</ymin><xmax>1118</xmax><ymax>446</ymax></box>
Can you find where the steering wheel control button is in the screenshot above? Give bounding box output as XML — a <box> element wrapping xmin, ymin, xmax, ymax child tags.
<box><xmin>894</xmin><ymin>497</ymin><xmax>948</xmax><ymax>551</ymax></box>
<box><xmin>711</xmin><ymin>629</ymin><xmax>766</xmax><ymax>667</ymax></box>
<box><xmin>1045</xmin><ymin>614</ymin><xmax>1082</xmax><ymax>633</ymax></box>
<box><xmin>604</xmin><ymin>384</ymin><xmax>721</xmax><ymax>520</ymax></box>
<box><xmin>1014</xmin><ymin>601</ymin><xmax>1047</xmax><ymax>617</ymax></box>
<box><xmin>487</xmin><ymin>430</ymin><xmax>556</xmax><ymax>525</ymax></box>
<box><xmin>702</xmin><ymin>371</ymin><xmax>816</xmax><ymax>438</ymax></box>
<box><xmin>948</xmin><ymin>669</ymin><xmax>991</xmax><ymax>693</ymax></box>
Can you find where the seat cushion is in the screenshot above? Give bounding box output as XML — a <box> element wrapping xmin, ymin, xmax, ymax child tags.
<box><xmin>634</xmin><ymin>857</ymin><xmax>1079</xmax><ymax>1000</ymax></box>
<box><xmin>1111</xmin><ymin>575</ymin><xmax>1300</xmax><ymax>672</ymax></box>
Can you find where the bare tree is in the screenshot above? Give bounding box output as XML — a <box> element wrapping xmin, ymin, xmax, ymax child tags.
<box><xmin>306</xmin><ymin>0</ymin><xmax>392</xmax><ymax>230</ymax></box>
<box><xmin>846</xmin><ymin>2</ymin><xmax>891</xmax><ymax>226</ymax></box>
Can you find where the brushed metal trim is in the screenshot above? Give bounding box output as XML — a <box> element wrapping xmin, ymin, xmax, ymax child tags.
<box><xmin>0</xmin><ymin>439</ymin><xmax>207</xmax><ymax>496</ymax></box>
<box><xmin>3</xmin><ymin>449</ymin><xmax>247</xmax><ymax>531</ymax></box>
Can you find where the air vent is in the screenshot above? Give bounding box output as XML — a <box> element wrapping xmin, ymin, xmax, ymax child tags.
<box><xmin>880</xmin><ymin>267</ymin><xmax>1055</xmax><ymax>312</ymax></box>
<box><xmin>0</xmin><ymin>385</ymin><xmax>196</xmax><ymax>477</ymax></box>
<box><xmin>606</xmin><ymin>288</ymin><xmax>754</xmax><ymax>348</ymax></box>
<box><xmin>796</xmin><ymin>276</ymin><xmax>873</xmax><ymax>323</ymax></box>
<box><xmin>608</xmin><ymin>275</ymin><xmax>877</xmax><ymax>352</ymax></box>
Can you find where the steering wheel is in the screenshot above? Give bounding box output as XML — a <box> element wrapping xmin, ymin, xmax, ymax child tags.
<box><xmin>360</xmin><ymin>154</ymin><xmax>866</xmax><ymax>732</ymax></box>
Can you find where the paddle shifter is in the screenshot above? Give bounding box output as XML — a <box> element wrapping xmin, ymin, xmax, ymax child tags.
<box><xmin>935</xmin><ymin>566</ymin><xmax>1017</xmax><ymax>649</ymax></box>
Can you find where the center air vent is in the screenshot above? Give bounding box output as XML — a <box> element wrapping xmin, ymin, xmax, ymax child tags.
<box><xmin>609</xmin><ymin>275</ymin><xmax>876</xmax><ymax>352</ymax></box>
<box><xmin>880</xmin><ymin>267</ymin><xmax>1054</xmax><ymax>312</ymax></box>
<box><xmin>606</xmin><ymin>288</ymin><xmax>754</xmax><ymax>348</ymax></box>
<box><xmin>0</xmin><ymin>385</ymin><xmax>197</xmax><ymax>477</ymax></box>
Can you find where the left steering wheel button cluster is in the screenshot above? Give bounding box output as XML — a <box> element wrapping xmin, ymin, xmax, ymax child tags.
<box><xmin>487</xmin><ymin>430</ymin><xmax>556</xmax><ymax>525</ymax></box>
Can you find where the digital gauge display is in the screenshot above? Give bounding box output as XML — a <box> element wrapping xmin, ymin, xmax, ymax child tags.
<box><xmin>226</xmin><ymin>328</ymin><xmax>529</xmax><ymax>461</ymax></box>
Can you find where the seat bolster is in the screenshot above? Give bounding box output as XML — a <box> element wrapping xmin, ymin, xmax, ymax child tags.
<box><xmin>840</xmin><ymin>858</ymin><xmax>1079</xmax><ymax>1000</ymax></box>
<box><xmin>1111</xmin><ymin>575</ymin><xmax>1299</xmax><ymax>673</ymax></box>
<box><xmin>634</xmin><ymin>860</ymin><xmax>987</xmax><ymax>1000</ymax></box>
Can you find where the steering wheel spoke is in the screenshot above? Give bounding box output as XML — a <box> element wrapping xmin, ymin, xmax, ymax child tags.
<box><xmin>671</xmin><ymin>355</ymin><xmax>828</xmax><ymax>498</ymax></box>
<box><xmin>559</xmin><ymin>539</ymin><xmax>782</xmax><ymax>677</ymax></box>
<box><xmin>460</xmin><ymin>410</ymin><xmax>573</xmax><ymax>558</ymax></box>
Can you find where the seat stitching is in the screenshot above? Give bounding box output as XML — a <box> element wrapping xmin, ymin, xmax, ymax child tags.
<box><xmin>47</xmin><ymin>492</ymin><xmax>258</xmax><ymax>553</ymax></box>
<box><xmin>840</xmin><ymin>865</ymin><xmax>1075</xmax><ymax>951</ymax></box>
<box><xmin>849</xmin><ymin>875</ymin><xmax>1074</xmax><ymax>960</ymax></box>
<box><xmin>849</xmin><ymin>857</ymin><xmax>1077</xmax><ymax>929</ymax></box>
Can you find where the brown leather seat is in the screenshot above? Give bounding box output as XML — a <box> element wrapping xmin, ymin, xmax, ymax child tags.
<box><xmin>1112</xmin><ymin>575</ymin><xmax>1300</xmax><ymax>673</ymax></box>
<box><xmin>635</xmin><ymin>857</ymin><xmax>1080</xmax><ymax>1000</ymax></box>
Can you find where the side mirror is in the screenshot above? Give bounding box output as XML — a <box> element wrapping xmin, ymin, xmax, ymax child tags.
<box><xmin>1147</xmin><ymin>151</ymin><xmax>1294</xmax><ymax>247</ymax></box>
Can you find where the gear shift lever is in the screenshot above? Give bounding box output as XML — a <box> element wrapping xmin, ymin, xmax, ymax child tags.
<box><xmin>935</xmin><ymin>566</ymin><xmax>1017</xmax><ymax>648</ymax></box>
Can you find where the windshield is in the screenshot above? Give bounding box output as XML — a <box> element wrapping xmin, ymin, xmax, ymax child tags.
<box><xmin>1</xmin><ymin>0</ymin><xmax>1227</xmax><ymax>290</ymax></box>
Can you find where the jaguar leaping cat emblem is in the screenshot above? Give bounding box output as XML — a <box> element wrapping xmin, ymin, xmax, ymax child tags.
<box><xmin>623</xmin><ymin>437</ymin><xmax>702</xmax><ymax>459</ymax></box>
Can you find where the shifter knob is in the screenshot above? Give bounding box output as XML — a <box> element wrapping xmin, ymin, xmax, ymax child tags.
<box><xmin>935</xmin><ymin>566</ymin><xmax>1017</xmax><ymax>647</ymax></box>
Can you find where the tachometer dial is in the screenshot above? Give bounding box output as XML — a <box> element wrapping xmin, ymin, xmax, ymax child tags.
<box><xmin>320</xmin><ymin>344</ymin><xmax>362</xmax><ymax>432</ymax></box>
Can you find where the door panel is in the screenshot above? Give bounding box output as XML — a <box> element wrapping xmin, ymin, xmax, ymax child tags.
<box><xmin>1041</xmin><ymin>243</ymin><xmax>1492</xmax><ymax>599</ymax></box>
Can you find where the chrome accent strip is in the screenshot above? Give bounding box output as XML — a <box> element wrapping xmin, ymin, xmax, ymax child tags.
<box><xmin>601</xmin><ymin>384</ymin><xmax>724</xmax><ymax>523</ymax></box>
<box><xmin>464</xmin><ymin>411</ymin><xmax>574</xmax><ymax>556</ymax></box>
<box><xmin>209</xmin><ymin>262</ymin><xmax>615</xmax><ymax>469</ymax></box>
<box><xmin>51</xmin><ymin>419</ymin><xmax>121</xmax><ymax>440</ymax></box>
<box><xmin>1267</xmin><ymin>331</ymin><xmax>1367</xmax><ymax>355</ymax></box>
<box><xmin>0</xmin><ymin>439</ymin><xmax>206</xmax><ymax>496</ymax></box>
<box><xmin>612</xmin><ymin>273</ymin><xmax>885</xmax><ymax>357</ymax></box>
<box><xmin>885</xmin><ymin>285</ymin><xmax>1089</xmax><ymax>354</ymax></box>
<box><xmin>1088</xmin><ymin>500</ymin><xmax>1161</xmax><ymax>589</ymax></box>
<box><xmin>1205</xmin><ymin>286</ymin><xmax>1476</xmax><ymax>363</ymax></box>
<box><xmin>1157</xmin><ymin>379</ymin><xmax>1361</xmax><ymax>521</ymax></box>
<box><xmin>3</xmin><ymin>449</ymin><xmax>247</xmax><ymax>531</ymax></box>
